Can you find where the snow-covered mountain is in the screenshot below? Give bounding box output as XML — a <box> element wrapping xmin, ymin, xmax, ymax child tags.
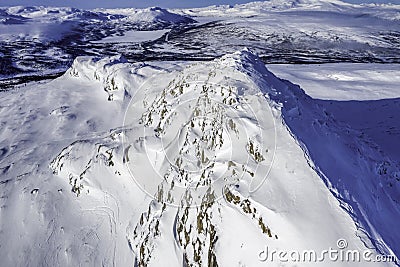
<box><xmin>0</xmin><ymin>48</ymin><xmax>399</xmax><ymax>266</ymax></box>
<box><xmin>0</xmin><ymin>5</ymin><xmax>194</xmax><ymax>78</ymax></box>
<box><xmin>0</xmin><ymin>1</ymin><xmax>399</xmax><ymax>266</ymax></box>
<box><xmin>1</xmin><ymin>0</ymin><xmax>400</xmax><ymax>82</ymax></box>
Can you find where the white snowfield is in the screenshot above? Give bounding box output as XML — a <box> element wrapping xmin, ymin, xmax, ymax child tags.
<box><xmin>92</xmin><ymin>29</ymin><xmax>170</xmax><ymax>44</ymax></box>
<box><xmin>1</xmin><ymin>0</ymin><xmax>400</xmax><ymax>81</ymax></box>
<box><xmin>0</xmin><ymin>48</ymin><xmax>399</xmax><ymax>267</ymax></box>
<box><xmin>0</xmin><ymin>6</ymin><xmax>190</xmax><ymax>43</ymax></box>
<box><xmin>268</xmin><ymin>64</ymin><xmax>400</xmax><ymax>101</ymax></box>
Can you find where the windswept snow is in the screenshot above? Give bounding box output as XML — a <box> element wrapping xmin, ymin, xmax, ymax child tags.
<box><xmin>102</xmin><ymin>6</ymin><xmax>195</xmax><ymax>24</ymax></box>
<box><xmin>0</xmin><ymin>49</ymin><xmax>399</xmax><ymax>266</ymax></box>
<box><xmin>268</xmin><ymin>64</ymin><xmax>400</xmax><ymax>101</ymax></box>
<box><xmin>1</xmin><ymin>0</ymin><xmax>400</xmax><ymax>79</ymax></box>
<box><xmin>0</xmin><ymin>1</ymin><xmax>399</xmax><ymax>266</ymax></box>
<box><xmin>258</xmin><ymin>56</ymin><xmax>400</xmax><ymax>264</ymax></box>
<box><xmin>268</xmin><ymin>63</ymin><xmax>400</xmax><ymax>162</ymax></box>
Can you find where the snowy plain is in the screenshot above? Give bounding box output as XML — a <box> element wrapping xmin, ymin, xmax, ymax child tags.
<box><xmin>92</xmin><ymin>29</ymin><xmax>169</xmax><ymax>44</ymax></box>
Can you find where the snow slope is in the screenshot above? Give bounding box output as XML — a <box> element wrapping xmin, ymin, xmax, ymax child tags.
<box><xmin>170</xmin><ymin>0</ymin><xmax>400</xmax><ymax>62</ymax></box>
<box><xmin>0</xmin><ymin>6</ymin><xmax>123</xmax><ymax>42</ymax></box>
<box><xmin>268</xmin><ymin>63</ymin><xmax>400</xmax><ymax>161</ymax></box>
<box><xmin>0</xmin><ymin>49</ymin><xmax>398</xmax><ymax>266</ymax></box>
<box><xmin>0</xmin><ymin>6</ymin><xmax>195</xmax><ymax>77</ymax></box>
<box><xmin>268</xmin><ymin>64</ymin><xmax>400</xmax><ymax>101</ymax></box>
<box><xmin>0</xmin><ymin>5</ymin><xmax>193</xmax><ymax>43</ymax></box>
<box><xmin>1</xmin><ymin>0</ymin><xmax>400</xmax><ymax>80</ymax></box>
<box><xmin>101</xmin><ymin>6</ymin><xmax>195</xmax><ymax>25</ymax></box>
<box><xmin>269</xmin><ymin>63</ymin><xmax>400</xmax><ymax>257</ymax></box>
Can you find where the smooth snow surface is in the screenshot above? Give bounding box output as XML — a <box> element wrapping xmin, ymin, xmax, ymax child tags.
<box><xmin>268</xmin><ymin>63</ymin><xmax>400</xmax><ymax>162</ymax></box>
<box><xmin>268</xmin><ymin>64</ymin><xmax>400</xmax><ymax>101</ymax></box>
<box><xmin>93</xmin><ymin>29</ymin><xmax>169</xmax><ymax>44</ymax></box>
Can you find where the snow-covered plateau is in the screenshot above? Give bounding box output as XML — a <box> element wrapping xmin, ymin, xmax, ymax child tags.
<box><xmin>0</xmin><ymin>0</ymin><xmax>399</xmax><ymax>266</ymax></box>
